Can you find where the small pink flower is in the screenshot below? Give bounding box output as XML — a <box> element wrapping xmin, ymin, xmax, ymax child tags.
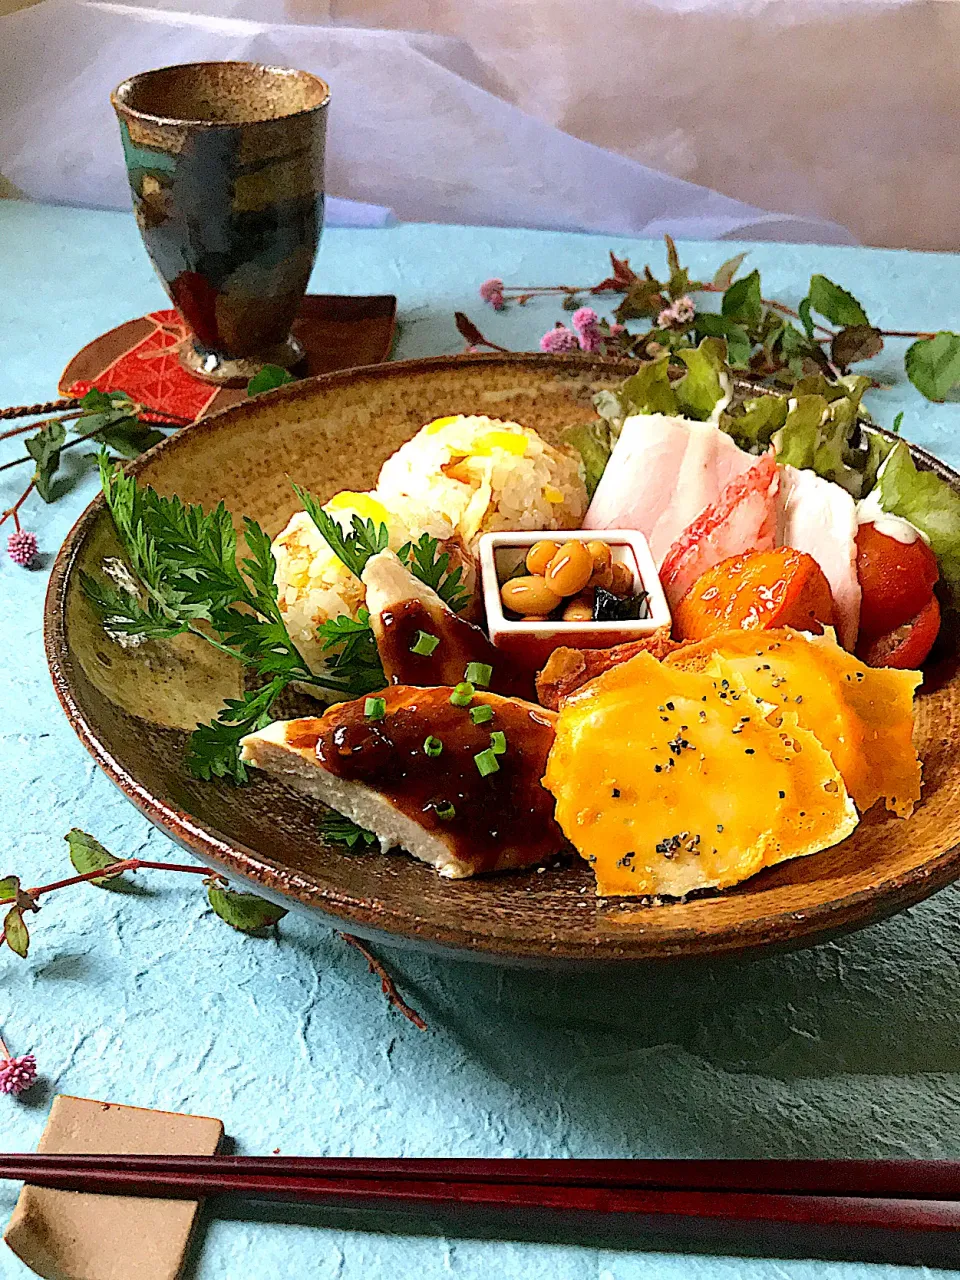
<box><xmin>577</xmin><ymin>325</ymin><xmax>603</xmax><ymax>353</ymax></box>
<box><xmin>571</xmin><ymin>306</ymin><xmax>599</xmax><ymax>334</ymax></box>
<box><xmin>539</xmin><ymin>325</ymin><xmax>581</xmax><ymax>354</ymax></box>
<box><xmin>609</xmin><ymin>323</ymin><xmax>626</xmax><ymax>338</ymax></box>
<box><xmin>0</xmin><ymin>1054</ymin><xmax>37</xmax><ymax>1097</ymax></box>
<box><xmin>7</xmin><ymin>530</ymin><xmax>38</xmax><ymax>568</ymax></box>
<box><xmin>657</xmin><ymin>296</ymin><xmax>696</xmax><ymax>329</ymax></box>
<box><xmin>479</xmin><ymin>278</ymin><xmax>505</xmax><ymax>310</ymax></box>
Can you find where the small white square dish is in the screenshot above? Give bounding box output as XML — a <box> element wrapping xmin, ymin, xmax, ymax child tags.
<box><xmin>478</xmin><ymin>529</ymin><xmax>672</xmax><ymax>667</ymax></box>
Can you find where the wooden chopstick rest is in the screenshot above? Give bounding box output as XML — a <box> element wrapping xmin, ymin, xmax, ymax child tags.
<box><xmin>4</xmin><ymin>1095</ymin><xmax>223</xmax><ymax>1280</ymax></box>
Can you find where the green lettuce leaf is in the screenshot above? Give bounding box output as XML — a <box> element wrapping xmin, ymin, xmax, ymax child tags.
<box><xmin>720</xmin><ymin>394</ymin><xmax>787</xmax><ymax>452</ymax></box>
<box><xmin>674</xmin><ymin>338</ymin><xmax>729</xmax><ymax>420</ymax></box>
<box><xmin>561</xmin><ymin>422</ymin><xmax>612</xmax><ymax>500</ymax></box>
<box><xmin>876</xmin><ymin>441</ymin><xmax>960</xmax><ymax>603</ymax></box>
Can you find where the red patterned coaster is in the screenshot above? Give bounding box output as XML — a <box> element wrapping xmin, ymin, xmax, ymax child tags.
<box><xmin>59</xmin><ymin>294</ymin><xmax>397</xmax><ymax>422</ymax></box>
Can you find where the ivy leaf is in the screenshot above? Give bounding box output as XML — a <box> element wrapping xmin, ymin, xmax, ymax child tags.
<box><xmin>831</xmin><ymin>325</ymin><xmax>883</xmax><ymax>369</ymax></box>
<box><xmin>91</xmin><ymin>418</ymin><xmax>164</xmax><ymax>459</ymax></box>
<box><xmin>807</xmin><ymin>275</ymin><xmax>869</xmax><ymax>327</ymax></box>
<box><xmin>712</xmin><ymin>252</ymin><xmax>748</xmax><ymax>292</ymax></box>
<box><xmin>798</xmin><ymin>297</ymin><xmax>816</xmax><ymax>340</ymax></box>
<box><xmin>721</xmin><ymin>269</ymin><xmax>763</xmax><ymax>329</ymax></box>
<box><xmin>663</xmin><ymin>234</ymin><xmax>679</xmax><ymax>277</ymax></box>
<box><xmin>695</xmin><ymin>313</ymin><xmax>752</xmax><ymax>367</ymax></box>
<box><xmin>594</xmin><ymin>252</ymin><xmax>638</xmax><ymax>292</ymax></box>
<box><xmin>4</xmin><ymin>907</ymin><xmax>29</xmax><ymax>958</ymax></box>
<box><xmin>905</xmin><ymin>332</ymin><xmax>960</xmax><ymax>402</ymax></box>
<box><xmin>615</xmin><ymin>278</ymin><xmax>667</xmax><ymax>323</ymax></box>
<box><xmin>206</xmin><ymin>881</ymin><xmax>287</xmax><ymax>933</ymax></box>
<box><xmin>25</xmin><ymin>419</ymin><xmax>67</xmax><ymax>502</ymax></box>
<box><xmin>65</xmin><ymin>828</ymin><xmax>127</xmax><ymax>890</ymax></box>
<box><xmin>247</xmin><ymin>365</ymin><xmax>295</xmax><ymax>396</ymax></box>
<box><xmin>320</xmin><ymin>811</ymin><xmax>378</xmax><ymax>850</ymax></box>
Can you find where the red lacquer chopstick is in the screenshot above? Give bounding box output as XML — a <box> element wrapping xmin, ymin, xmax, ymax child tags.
<box><xmin>2</xmin><ymin>1161</ymin><xmax>960</xmax><ymax>1236</ymax></box>
<box><xmin>3</xmin><ymin>1156</ymin><xmax>960</xmax><ymax>1200</ymax></box>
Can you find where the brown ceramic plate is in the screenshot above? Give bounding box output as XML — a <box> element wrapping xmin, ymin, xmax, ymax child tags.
<box><xmin>45</xmin><ymin>354</ymin><xmax>960</xmax><ymax>965</ymax></box>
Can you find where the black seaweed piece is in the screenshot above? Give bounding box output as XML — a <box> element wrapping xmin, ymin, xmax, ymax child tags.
<box><xmin>593</xmin><ymin>586</ymin><xmax>650</xmax><ymax>622</ymax></box>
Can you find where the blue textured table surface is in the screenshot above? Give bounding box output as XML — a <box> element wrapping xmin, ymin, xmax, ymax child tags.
<box><xmin>4</xmin><ymin>200</ymin><xmax>960</xmax><ymax>1280</ymax></box>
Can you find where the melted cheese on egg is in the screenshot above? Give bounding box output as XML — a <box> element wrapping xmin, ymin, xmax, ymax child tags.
<box><xmin>668</xmin><ymin>628</ymin><xmax>921</xmax><ymax>817</ymax></box>
<box><xmin>543</xmin><ymin>651</ymin><xmax>858</xmax><ymax>898</ymax></box>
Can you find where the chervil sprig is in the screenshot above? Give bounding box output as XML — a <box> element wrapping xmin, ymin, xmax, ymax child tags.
<box><xmin>84</xmin><ymin>456</ymin><xmax>381</xmax><ymax>781</ymax></box>
<box><xmin>292</xmin><ymin>484</ymin><xmax>388</xmax><ymax>578</ymax></box>
<box><xmin>397</xmin><ymin>533</ymin><xmax>470</xmax><ymax>613</ymax></box>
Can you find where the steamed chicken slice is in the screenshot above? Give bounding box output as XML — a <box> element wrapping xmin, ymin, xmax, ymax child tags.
<box><xmin>668</xmin><ymin>627</ymin><xmax>922</xmax><ymax>817</ymax></box>
<box><xmin>361</xmin><ymin>550</ymin><xmax>535</xmax><ymax>699</ymax></box>
<box><xmin>543</xmin><ymin>651</ymin><xmax>858</xmax><ymax>898</ymax></box>
<box><xmin>240</xmin><ymin>687</ymin><xmax>563</xmax><ymax>879</ymax></box>
<box><xmin>776</xmin><ymin>464</ymin><xmax>861</xmax><ymax>649</ymax></box>
<box><xmin>584</xmin><ymin>414</ymin><xmax>759</xmax><ymax>564</ymax></box>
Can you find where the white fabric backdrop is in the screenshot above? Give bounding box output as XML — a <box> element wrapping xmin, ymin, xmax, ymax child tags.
<box><xmin>2</xmin><ymin>0</ymin><xmax>956</xmax><ymax>246</ymax></box>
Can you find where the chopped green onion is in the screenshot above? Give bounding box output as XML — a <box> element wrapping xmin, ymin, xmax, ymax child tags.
<box><xmin>464</xmin><ymin>661</ymin><xmax>493</xmax><ymax>687</ymax></box>
<box><xmin>470</xmin><ymin>703</ymin><xmax>494</xmax><ymax>725</ymax></box>
<box><xmin>423</xmin><ymin>735</ymin><xmax>443</xmax><ymax>757</ymax></box>
<box><xmin>449</xmin><ymin>681</ymin><xmax>475</xmax><ymax>707</ymax></box>
<box><xmin>489</xmin><ymin>730</ymin><xmax>507</xmax><ymax>755</ymax></box>
<box><xmin>474</xmin><ymin>748</ymin><xmax>500</xmax><ymax>777</ymax></box>
<box><xmin>364</xmin><ymin>696</ymin><xmax>386</xmax><ymax>720</ymax></box>
<box><xmin>435</xmin><ymin>801</ymin><xmax>456</xmax><ymax>821</ymax></box>
<box><xmin>411</xmin><ymin>630</ymin><xmax>440</xmax><ymax>656</ymax></box>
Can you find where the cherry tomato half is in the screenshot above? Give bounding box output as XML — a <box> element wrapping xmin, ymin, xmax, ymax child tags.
<box><xmin>855</xmin><ymin>522</ymin><xmax>938</xmax><ymax>639</ymax></box>
<box><xmin>856</xmin><ymin>594</ymin><xmax>941</xmax><ymax>669</ymax></box>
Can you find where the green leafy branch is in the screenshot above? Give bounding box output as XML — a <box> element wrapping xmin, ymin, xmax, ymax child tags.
<box><xmin>478</xmin><ymin>236</ymin><xmax>958</xmax><ymax>402</ymax></box>
<box><xmin>0</xmin><ymin>830</ymin><xmax>286</xmax><ymax>959</ymax></box>
<box><xmin>1</xmin><ymin>829</ymin><xmax>426</xmax><ymax>1029</ymax></box>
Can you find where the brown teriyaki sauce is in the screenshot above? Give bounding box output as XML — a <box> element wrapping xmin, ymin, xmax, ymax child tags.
<box><xmin>296</xmin><ymin>688</ymin><xmax>563</xmax><ymax>873</ymax></box>
<box><xmin>376</xmin><ymin>600</ymin><xmax>536</xmax><ymax>701</ymax></box>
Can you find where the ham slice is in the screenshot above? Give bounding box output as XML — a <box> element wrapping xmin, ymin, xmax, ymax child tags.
<box><xmin>660</xmin><ymin>451</ymin><xmax>779</xmax><ymax>608</ymax></box>
<box><xmin>584</xmin><ymin>414</ymin><xmax>758</xmax><ymax>565</ymax></box>
<box><xmin>776</xmin><ymin>464</ymin><xmax>861</xmax><ymax>649</ymax></box>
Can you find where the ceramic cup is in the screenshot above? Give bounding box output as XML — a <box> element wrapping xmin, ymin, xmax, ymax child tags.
<box><xmin>112</xmin><ymin>62</ymin><xmax>329</xmax><ymax>386</ymax></box>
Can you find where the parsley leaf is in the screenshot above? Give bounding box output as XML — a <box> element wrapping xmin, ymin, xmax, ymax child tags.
<box><xmin>320</xmin><ymin>811</ymin><xmax>378</xmax><ymax>849</ymax></box>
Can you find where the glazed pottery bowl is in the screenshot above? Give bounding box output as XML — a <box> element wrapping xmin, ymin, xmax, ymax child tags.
<box><xmin>45</xmin><ymin>354</ymin><xmax>960</xmax><ymax>965</ymax></box>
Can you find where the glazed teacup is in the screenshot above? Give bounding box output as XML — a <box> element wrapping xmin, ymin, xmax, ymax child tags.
<box><xmin>112</xmin><ymin>62</ymin><xmax>329</xmax><ymax>385</ymax></box>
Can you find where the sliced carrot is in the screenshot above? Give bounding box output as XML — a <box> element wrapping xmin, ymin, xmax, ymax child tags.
<box><xmin>673</xmin><ymin>547</ymin><xmax>835</xmax><ymax>642</ymax></box>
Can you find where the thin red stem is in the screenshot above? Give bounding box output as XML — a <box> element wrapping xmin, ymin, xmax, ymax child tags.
<box><xmin>339</xmin><ymin>933</ymin><xmax>427</xmax><ymax>1031</ymax></box>
<box><xmin>0</xmin><ymin>859</ymin><xmax>210</xmax><ymax>907</ymax></box>
<box><xmin>0</xmin><ymin>1031</ymin><xmax>9</xmax><ymax>1061</ymax></box>
<box><xmin>1</xmin><ymin>482</ymin><xmax>35</xmax><ymax>533</ymax></box>
<box><xmin>0</xmin><ymin>423</ymin><xmax>39</xmax><ymax>444</ymax></box>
